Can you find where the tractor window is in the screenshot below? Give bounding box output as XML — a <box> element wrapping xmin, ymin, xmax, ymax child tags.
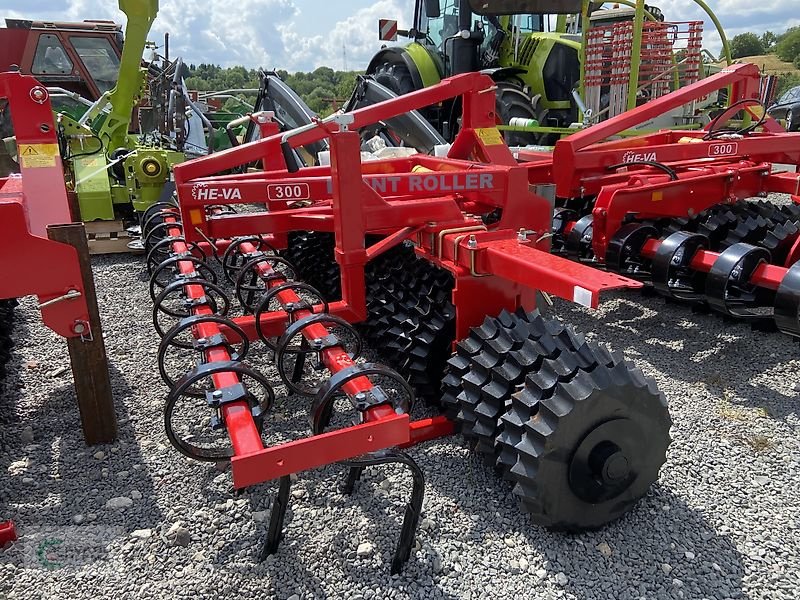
<box><xmin>32</xmin><ymin>35</ymin><xmax>74</xmax><ymax>75</ymax></box>
<box><xmin>512</xmin><ymin>14</ymin><xmax>544</xmax><ymax>33</ymax></box>
<box><xmin>425</xmin><ymin>0</ymin><xmax>461</xmax><ymax>49</ymax></box>
<box><xmin>69</xmin><ymin>36</ymin><xmax>120</xmax><ymax>94</ymax></box>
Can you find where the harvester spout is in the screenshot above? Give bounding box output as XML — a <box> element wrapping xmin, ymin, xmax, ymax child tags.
<box><xmin>98</xmin><ymin>0</ymin><xmax>159</xmax><ymax>151</ymax></box>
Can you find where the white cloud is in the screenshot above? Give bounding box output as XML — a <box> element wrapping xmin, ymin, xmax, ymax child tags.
<box><xmin>280</xmin><ymin>0</ymin><xmax>411</xmax><ymax>71</ymax></box>
<box><xmin>3</xmin><ymin>0</ymin><xmax>798</xmax><ymax>70</ymax></box>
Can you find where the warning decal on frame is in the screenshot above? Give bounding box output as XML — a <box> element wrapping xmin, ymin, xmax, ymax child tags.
<box><xmin>475</xmin><ymin>128</ymin><xmax>505</xmax><ymax>146</ymax></box>
<box><xmin>18</xmin><ymin>143</ymin><xmax>58</xmax><ymax>168</ymax></box>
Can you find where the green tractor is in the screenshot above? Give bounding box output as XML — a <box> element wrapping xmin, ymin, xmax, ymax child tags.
<box><xmin>56</xmin><ymin>0</ymin><xmax>185</xmax><ymax>225</ymax></box>
<box><xmin>367</xmin><ymin>0</ymin><xmax>585</xmax><ymax>145</ymax></box>
<box><xmin>367</xmin><ymin>0</ymin><xmax>733</xmax><ymax>145</ymax></box>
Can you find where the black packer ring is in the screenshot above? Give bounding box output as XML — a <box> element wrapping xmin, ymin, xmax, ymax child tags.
<box><xmin>773</xmin><ymin>261</ymin><xmax>800</xmax><ymax>336</ymax></box>
<box><xmin>551</xmin><ymin>208</ymin><xmax>578</xmax><ymax>252</ymax></box>
<box><xmin>165</xmin><ymin>360</ymin><xmax>274</xmax><ymax>462</ymax></box>
<box><xmin>705</xmin><ymin>242</ymin><xmax>771</xmax><ymax>319</ymax></box>
<box><xmin>149</xmin><ymin>254</ymin><xmax>217</xmax><ymax>302</ymax></box>
<box><xmin>255</xmin><ymin>282</ymin><xmax>330</xmax><ymax>350</ymax></box>
<box><xmin>145</xmin><ymin>220</ymin><xmax>183</xmax><ymax>254</ymax></box>
<box><xmin>605</xmin><ymin>222</ymin><xmax>658</xmax><ymax>276</ymax></box>
<box><xmin>310</xmin><ymin>362</ymin><xmax>413</xmax><ymax>435</ymax></box>
<box><xmin>158</xmin><ymin>314</ymin><xmax>250</xmax><ymax>394</ymax></box>
<box><xmin>651</xmin><ymin>231</ymin><xmax>709</xmax><ymax>302</ymax></box>
<box><xmin>142</xmin><ymin>200</ymin><xmax>178</xmax><ymax>226</ymax></box>
<box><xmin>152</xmin><ymin>278</ymin><xmax>231</xmax><ymax>338</ymax></box>
<box><xmin>143</xmin><ymin>208</ymin><xmax>182</xmax><ymax>240</ymax></box>
<box><xmin>146</xmin><ymin>236</ymin><xmax>207</xmax><ymax>276</ymax></box>
<box><xmin>234</xmin><ymin>255</ymin><xmax>297</xmax><ymax>313</ymax></box>
<box><xmin>222</xmin><ymin>236</ymin><xmax>279</xmax><ymax>284</ymax></box>
<box><xmin>274</xmin><ymin>313</ymin><xmax>362</xmax><ymax>396</ymax></box>
<box><xmin>565</xmin><ymin>215</ymin><xmax>594</xmax><ymax>261</ymax></box>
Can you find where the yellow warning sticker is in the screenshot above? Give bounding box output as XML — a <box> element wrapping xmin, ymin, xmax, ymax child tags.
<box><xmin>475</xmin><ymin>128</ymin><xmax>505</xmax><ymax>146</ymax></box>
<box><xmin>18</xmin><ymin>143</ymin><xmax>58</xmax><ymax>168</ymax></box>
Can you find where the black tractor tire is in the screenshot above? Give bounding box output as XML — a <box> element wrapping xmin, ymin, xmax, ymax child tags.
<box><xmin>441</xmin><ymin>308</ymin><xmax>671</xmax><ymax>531</ymax></box>
<box><xmin>495</xmin><ymin>81</ymin><xmax>539</xmax><ymax>148</ymax></box>
<box><xmin>0</xmin><ymin>299</ymin><xmax>17</xmax><ymax>383</ymax></box>
<box><xmin>372</xmin><ymin>61</ymin><xmax>417</xmax><ymax>97</ymax></box>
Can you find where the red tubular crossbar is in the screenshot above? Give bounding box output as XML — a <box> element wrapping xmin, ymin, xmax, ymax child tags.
<box><xmin>551</xmin><ymin>62</ymin><xmax>800</xmax><ymax>198</ymax></box>
<box><xmin>158</xmin><ymin>213</ymin><xmax>454</xmax><ymax>489</ymax></box>
<box><xmin>163</xmin><ymin>219</ymin><xmax>265</xmax><ymax>457</ymax></box>
<box><xmin>639</xmin><ymin>238</ymin><xmax>788</xmax><ymax>290</ymax></box>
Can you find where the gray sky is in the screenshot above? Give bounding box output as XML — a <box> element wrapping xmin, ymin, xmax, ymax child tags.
<box><xmin>4</xmin><ymin>0</ymin><xmax>799</xmax><ymax>71</ymax></box>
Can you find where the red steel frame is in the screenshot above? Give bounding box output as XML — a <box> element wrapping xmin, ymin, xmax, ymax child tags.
<box><xmin>0</xmin><ymin>72</ymin><xmax>92</xmax><ymax>338</ymax></box>
<box><xmin>0</xmin><ymin>71</ymin><xmax>113</xmax><ymax>546</ymax></box>
<box><xmin>537</xmin><ymin>62</ymin><xmax>800</xmax><ymax>289</ymax></box>
<box><xmin>169</xmin><ymin>72</ymin><xmax>642</xmax><ymax>489</ymax></box>
<box><xmin>166</xmin><ymin>64</ymin><xmax>800</xmax><ymax>490</ymax></box>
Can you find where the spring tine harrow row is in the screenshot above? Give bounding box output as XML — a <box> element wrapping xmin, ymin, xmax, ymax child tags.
<box><xmin>142</xmin><ymin>205</ymin><xmax>450</xmax><ymax>573</ymax></box>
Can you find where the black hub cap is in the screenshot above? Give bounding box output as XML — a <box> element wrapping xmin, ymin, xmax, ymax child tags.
<box><xmin>568</xmin><ymin>418</ymin><xmax>644</xmax><ymax>503</ymax></box>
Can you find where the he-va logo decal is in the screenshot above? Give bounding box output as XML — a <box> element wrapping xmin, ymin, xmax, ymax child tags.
<box><xmin>191</xmin><ymin>183</ymin><xmax>242</xmax><ymax>201</ymax></box>
<box><xmin>621</xmin><ymin>150</ymin><xmax>658</xmax><ymax>163</ymax></box>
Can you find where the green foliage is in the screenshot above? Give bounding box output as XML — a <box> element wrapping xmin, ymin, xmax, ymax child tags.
<box><xmin>776</xmin><ymin>27</ymin><xmax>800</xmax><ymax>63</ymax></box>
<box><xmin>795</xmin><ymin>54</ymin><xmax>800</xmax><ymax>70</ymax></box>
<box><xmin>730</xmin><ymin>33</ymin><xmax>765</xmax><ymax>59</ymax></box>
<box><xmin>183</xmin><ymin>64</ymin><xmax>362</xmax><ymax>118</ymax></box>
<box><xmin>760</xmin><ymin>31</ymin><xmax>777</xmax><ymax>52</ymax></box>
<box><xmin>282</xmin><ymin>68</ymin><xmax>361</xmax><ymax>116</ymax></box>
<box><xmin>776</xmin><ymin>72</ymin><xmax>800</xmax><ymax>97</ymax></box>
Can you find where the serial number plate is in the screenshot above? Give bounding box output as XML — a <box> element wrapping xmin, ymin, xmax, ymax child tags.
<box><xmin>708</xmin><ymin>142</ymin><xmax>739</xmax><ymax>158</ymax></box>
<box><xmin>267</xmin><ymin>183</ymin><xmax>311</xmax><ymax>201</ymax></box>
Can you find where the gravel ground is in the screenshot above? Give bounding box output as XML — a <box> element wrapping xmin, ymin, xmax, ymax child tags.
<box><xmin>0</xmin><ymin>246</ymin><xmax>799</xmax><ymax>600</ymax></box>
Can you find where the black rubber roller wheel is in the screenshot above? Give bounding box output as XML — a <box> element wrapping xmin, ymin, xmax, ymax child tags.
<box><xmin>362</xmin><ymin>248</ymin><xmax>455</xmax><ymax>403</ymax></box>
<box><xmin>280</xmin><ymin>232</ymin><xmax>342</xmax><ymax>302</ymax></box>
<box><xmin>442</xmin><ymin>308</ymin><xmax>615</xmax><ymax>467</ymax></box>
<box><xmin>502</xmin><ymin>359</ymin><xmax>671</xmax><ymax>530</ymax></box>
<box><xmin>441</xmin><ymin>308</ymin><xmax>671</xmax><ymax>531</ymax></box>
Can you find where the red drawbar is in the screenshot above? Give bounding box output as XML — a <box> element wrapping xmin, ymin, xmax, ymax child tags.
<box><xmin>0</xmin><ymin>520</ymin><xmax>17</xmax><ymax>546</ymax></box>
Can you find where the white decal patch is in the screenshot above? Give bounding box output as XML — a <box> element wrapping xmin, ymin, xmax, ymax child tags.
<box><xmin>573</xmin><ymin>286</ymin><xmax>593</xmax><ymax>308</ymax></box>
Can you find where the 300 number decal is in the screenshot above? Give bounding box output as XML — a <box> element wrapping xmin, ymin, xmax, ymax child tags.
<box><xmin>267</xmin><ymin>183</ymin><xmax>310</xmax><ymax>201</ymax></box>
<box><xmin>708</xmin><ymin>142</ymin><xmax>738</xmax><ymax>157</ymax></box>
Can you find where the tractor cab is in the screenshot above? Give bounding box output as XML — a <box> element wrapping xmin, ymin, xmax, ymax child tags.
<box><xmin>0</xmin><ymin>19</ymin><xmax>123</xmax><ymax>111</ymax></box>
<box><xmin>414</xmin><ymin>0</ymin><xmax>583</xmax><ymax>74</ymax></box>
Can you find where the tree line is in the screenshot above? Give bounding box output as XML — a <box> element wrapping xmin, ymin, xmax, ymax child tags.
<box><xmin>730</xmin><ymin>27</ymin><xmax>800</xmax><ymax>94</ymax></box>
<box><xmin>184</xmin><ymin>25</ymin><xmax>800</xmax><ymax>115</ymax></box>
<box><xmin>184</xmin><ymin>64</ymin><xmax>360</xmax><ymax>116</ymax></box>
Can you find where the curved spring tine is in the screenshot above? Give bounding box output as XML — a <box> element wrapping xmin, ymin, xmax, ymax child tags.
<box><xmin>341</xmin><ymin>449</ymin><xmax>425</xmax><ymax>575</ymax></box>
<box><xmin>258</xmin><ymin>475</ymin><xmax>291</xmax><ymax>561</ymax></box>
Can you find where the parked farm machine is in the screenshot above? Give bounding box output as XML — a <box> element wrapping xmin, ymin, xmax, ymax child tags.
<box><xmin>0</xmin><ymin>71</ymin><xmax>116</xmax><ymax>544</ymax></box>
<box><xmin>367</xmin><ymin>0</ymin><xmax>735</xmax><ymax>145</ymax></box>
<box><xmin>136</xmin><ymin>59</ymin><xmax>800</xmax><ymax>571</ymax></box>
